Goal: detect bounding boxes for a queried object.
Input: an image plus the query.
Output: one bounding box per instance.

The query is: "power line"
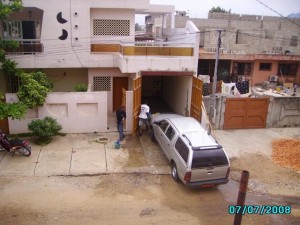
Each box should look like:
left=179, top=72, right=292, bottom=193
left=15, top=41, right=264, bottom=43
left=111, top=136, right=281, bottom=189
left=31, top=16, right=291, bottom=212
left=255, top=0, right=300, bottom=28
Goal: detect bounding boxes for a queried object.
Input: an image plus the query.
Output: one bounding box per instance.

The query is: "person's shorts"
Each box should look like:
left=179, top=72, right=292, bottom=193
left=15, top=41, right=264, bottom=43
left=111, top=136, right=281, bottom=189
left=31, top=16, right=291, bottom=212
left=139, top=118, right=148, bottom=126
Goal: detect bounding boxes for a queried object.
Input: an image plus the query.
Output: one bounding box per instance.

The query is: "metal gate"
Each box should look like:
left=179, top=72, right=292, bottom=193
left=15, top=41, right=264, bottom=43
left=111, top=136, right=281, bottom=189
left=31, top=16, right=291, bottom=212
left=190, top=77, right=203, bottom=121
left=132, top=77, right=142, bottom=135
left=223, top=98, right=269, bottom=129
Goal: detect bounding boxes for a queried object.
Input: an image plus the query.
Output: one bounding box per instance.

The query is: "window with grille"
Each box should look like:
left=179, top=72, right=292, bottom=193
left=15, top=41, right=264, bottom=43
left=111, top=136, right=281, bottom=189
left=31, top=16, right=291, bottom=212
left=278, top=63, right=298, bottom=76
left=290, top=36, right=298, bottom=47
left=8, top=74, right=20, bottom=93
left=93, top=19, right=130, bottom=36
left=93, top=76, right=111, bottom=91
left=259, top=63, right=272, bottom=71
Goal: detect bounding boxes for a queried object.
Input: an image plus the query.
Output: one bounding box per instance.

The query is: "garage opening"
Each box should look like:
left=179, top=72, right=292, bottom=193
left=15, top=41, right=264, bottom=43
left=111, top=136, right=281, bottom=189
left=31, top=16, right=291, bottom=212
left=140, top=71, right=194, bottom=116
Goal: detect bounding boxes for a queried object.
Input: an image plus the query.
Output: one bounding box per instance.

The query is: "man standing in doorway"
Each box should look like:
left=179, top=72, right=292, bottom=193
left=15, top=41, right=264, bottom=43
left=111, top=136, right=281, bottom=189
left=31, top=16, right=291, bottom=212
left=138, top=100, right=150, bottom=136
left=116, top=106, right=126, bottom=141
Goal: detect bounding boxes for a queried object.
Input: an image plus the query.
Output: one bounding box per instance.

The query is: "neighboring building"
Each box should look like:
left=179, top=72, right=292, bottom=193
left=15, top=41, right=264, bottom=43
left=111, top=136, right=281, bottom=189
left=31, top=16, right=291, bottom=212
left=0, top=0, right=201, bottom=134
left=150, top=12, right=300, bottom=86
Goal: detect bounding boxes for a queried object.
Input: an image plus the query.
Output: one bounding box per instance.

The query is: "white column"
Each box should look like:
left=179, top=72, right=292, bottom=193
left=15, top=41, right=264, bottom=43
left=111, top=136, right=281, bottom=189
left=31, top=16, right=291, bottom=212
left=171, top=12, right=175, bottom=28
left=162, top=14, right=167, bottom=28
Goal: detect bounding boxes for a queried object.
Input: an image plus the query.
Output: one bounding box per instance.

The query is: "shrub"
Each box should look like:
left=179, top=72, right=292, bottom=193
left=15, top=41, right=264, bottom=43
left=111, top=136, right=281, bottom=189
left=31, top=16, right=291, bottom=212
left=74, top=83, right=87, bottom=92
left=28, top=117, right=62, bottom=144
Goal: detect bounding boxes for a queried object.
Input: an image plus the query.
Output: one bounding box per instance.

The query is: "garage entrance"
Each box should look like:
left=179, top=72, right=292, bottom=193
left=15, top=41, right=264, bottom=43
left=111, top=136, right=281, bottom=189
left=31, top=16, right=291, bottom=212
left=140, top=72, right=193, bottom=115
left=131, top=72, right=203, bottom=134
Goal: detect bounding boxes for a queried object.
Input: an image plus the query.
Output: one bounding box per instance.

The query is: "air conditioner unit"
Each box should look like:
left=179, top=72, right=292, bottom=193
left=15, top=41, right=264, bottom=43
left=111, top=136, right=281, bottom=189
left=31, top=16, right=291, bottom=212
left=238, top=76, right=245, bottom=82
left=269, top=75, right=278, bottom=82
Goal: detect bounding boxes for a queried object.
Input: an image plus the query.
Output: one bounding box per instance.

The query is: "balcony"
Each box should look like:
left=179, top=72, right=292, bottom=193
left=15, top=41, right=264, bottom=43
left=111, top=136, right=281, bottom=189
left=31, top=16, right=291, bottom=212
left=91, top=41, right=194, bottom=57
left=5, top=39, right=43, bottom=54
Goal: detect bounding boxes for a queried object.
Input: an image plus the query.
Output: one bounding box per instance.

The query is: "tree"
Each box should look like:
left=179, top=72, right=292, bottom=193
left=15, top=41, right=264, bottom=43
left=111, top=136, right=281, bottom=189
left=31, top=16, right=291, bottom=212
left=209, top=6, right=231, bottom=14
left=17, top=71, right=53, bottom=109
left=0, top=0, right=24, bottom=119
left=0, top=1, right=53, bottom=119
left=135, top=23, right=142, bottom=31
left=0, top=92, right=26, bottom=120
left=0, top=0, right=22, bottom=20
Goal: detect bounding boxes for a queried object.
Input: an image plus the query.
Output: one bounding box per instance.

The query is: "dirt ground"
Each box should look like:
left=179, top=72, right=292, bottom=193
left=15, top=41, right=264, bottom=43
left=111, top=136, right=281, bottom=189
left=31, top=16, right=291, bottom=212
left=0, top=134, right=299, bottom=224
left=0, top=162, right=299, bottom=225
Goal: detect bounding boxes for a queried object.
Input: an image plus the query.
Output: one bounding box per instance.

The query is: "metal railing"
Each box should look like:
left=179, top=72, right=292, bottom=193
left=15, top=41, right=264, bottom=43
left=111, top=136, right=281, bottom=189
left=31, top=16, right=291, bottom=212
left=5, top=39, right=44, bottom=54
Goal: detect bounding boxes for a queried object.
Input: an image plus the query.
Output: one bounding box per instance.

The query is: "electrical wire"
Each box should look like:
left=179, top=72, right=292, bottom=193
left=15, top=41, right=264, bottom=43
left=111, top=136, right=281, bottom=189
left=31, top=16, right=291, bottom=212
left=255, top=0, right=300, bottom=28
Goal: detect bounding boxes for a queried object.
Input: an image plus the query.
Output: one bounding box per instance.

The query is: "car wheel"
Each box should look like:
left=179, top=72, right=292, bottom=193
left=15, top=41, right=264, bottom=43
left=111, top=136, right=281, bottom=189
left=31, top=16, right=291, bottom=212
left=171, top=162, right=179, bottom=182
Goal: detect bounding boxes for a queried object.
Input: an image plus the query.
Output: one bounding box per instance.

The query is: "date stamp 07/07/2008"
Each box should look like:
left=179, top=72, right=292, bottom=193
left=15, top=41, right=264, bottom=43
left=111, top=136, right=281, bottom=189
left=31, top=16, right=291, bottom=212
left=228, top=205, right=292, bottom=215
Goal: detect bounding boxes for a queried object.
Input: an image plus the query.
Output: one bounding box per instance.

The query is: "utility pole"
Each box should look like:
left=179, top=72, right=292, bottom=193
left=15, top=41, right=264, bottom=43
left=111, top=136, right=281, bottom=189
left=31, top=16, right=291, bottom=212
left=209, top=29, right=223, bottom=126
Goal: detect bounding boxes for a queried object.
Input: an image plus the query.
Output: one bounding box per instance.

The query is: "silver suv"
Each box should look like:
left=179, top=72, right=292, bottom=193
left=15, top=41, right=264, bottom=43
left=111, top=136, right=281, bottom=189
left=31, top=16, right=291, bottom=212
left=150, top=114, right=230, bottom=188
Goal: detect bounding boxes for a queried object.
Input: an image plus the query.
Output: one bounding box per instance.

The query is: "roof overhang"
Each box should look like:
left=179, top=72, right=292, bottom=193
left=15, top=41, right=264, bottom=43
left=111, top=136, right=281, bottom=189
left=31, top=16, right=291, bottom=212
left=141, top=71, right=193, bottom=76
left=135, top=4, right=175, bottom=15
left=199, top=53, right=300, bottom=61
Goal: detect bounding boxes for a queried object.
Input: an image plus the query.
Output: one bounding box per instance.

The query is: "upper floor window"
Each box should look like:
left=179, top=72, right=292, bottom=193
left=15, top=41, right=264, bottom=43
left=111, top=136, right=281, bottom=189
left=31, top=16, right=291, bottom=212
left=278, top=63, right=298, bottom=76
left=290, top=36, right=298, bottom=47
left=3, top=20, right=40, bottom=40
left=93, top=19, right=130, bottom=36
left=259, top=63, right=272, bottom=71
left=232, top=62, right=252, bottom=75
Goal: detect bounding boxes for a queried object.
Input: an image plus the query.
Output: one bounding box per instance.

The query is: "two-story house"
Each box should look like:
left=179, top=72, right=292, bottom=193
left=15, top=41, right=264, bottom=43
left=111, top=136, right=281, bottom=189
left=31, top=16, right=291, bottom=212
left=0, top=0, right=202, bottom=134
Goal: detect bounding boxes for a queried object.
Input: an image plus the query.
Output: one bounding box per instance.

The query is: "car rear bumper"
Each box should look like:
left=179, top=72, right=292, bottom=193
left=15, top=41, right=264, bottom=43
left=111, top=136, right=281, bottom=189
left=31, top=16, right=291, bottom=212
left=185, top=178, right=229, bottom=187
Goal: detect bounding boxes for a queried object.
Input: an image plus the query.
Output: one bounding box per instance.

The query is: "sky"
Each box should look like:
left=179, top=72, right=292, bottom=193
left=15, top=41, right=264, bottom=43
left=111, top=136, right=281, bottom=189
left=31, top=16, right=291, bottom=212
left=136, top=0, right=300, bottom=24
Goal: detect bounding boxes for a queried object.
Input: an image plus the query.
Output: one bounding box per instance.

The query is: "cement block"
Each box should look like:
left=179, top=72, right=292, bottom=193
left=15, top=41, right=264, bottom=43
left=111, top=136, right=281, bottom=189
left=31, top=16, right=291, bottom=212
left=34, top=150, right=71, bottom=176
left=70, top=148, right=107, bottom=175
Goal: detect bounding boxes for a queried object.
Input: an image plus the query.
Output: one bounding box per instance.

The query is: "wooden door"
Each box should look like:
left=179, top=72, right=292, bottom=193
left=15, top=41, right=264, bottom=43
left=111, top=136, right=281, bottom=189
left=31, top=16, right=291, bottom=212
left=133, top=76, right=142, bottom=134
left=190, top=77, right=203, bottom=121
left=113, top=77, right=128, bottom=112
left=223, top=98, right=269, bottom=129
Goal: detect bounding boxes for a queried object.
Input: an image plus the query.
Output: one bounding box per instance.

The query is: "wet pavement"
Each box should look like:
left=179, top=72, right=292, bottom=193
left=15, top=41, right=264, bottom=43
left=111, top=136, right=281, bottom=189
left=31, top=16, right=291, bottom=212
left=0, top=131, right=169, bottom=177
left=0, top=127, right=299, bottom=177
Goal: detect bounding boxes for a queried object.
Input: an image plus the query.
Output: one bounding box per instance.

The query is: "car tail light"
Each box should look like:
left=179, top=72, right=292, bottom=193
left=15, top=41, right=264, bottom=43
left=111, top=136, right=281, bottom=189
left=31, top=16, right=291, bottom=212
left=184, top=172, right=191, bottom=182
left=226, top=167, right=230, bottom=178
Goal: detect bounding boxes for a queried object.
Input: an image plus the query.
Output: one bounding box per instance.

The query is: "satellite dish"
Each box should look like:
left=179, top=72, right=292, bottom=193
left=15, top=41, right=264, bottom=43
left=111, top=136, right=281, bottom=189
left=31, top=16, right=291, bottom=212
left=57, top=12, right=67, bottom=24
left=58, top=29, right=68, bottom=40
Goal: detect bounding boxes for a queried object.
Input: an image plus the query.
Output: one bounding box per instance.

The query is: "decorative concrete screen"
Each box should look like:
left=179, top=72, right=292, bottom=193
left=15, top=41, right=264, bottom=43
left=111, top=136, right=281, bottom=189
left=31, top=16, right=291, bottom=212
left=93, top=19, right=130, bottom=36
left=6, top=92, right=107, bottom=134
left=93, top=76, right=111, bottom=91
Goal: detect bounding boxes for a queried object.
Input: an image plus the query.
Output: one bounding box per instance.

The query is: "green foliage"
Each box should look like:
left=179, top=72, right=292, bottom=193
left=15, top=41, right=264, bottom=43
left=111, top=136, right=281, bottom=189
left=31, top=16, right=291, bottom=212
left=0, top=92, right=26, bottom=119
left=0, top=0, right=23, bottom=20
left=1, top=58, right=19, bottom=74
left=17, top=71, right=53, bottom=108
left=209, top=6, right=231, bottom=14
left=0, top=39, right=19, bottom=53
left=135, top=23, right=142, bottom=31
left=0, top=0, right=26, bottom=120
left=74, top=83, right=87, bottom=92
left=28, top=117, right=62, bottom=143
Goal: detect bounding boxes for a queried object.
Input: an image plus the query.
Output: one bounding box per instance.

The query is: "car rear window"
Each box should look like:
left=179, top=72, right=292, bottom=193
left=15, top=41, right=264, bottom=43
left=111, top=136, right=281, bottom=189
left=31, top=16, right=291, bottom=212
left=175, top=137, right=189, bottom=163
left=191, top=148, right=228, bottom=169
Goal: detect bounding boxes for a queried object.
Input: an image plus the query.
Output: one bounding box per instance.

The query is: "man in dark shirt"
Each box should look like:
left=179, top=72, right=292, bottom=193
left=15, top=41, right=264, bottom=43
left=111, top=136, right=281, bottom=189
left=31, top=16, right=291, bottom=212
left=116, top=106, right=126, bottom=141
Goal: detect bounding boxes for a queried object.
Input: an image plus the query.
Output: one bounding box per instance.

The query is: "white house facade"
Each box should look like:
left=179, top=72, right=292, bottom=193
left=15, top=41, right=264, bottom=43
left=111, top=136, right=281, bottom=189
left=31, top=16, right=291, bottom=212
left=0, top=0, right=201, bottom=134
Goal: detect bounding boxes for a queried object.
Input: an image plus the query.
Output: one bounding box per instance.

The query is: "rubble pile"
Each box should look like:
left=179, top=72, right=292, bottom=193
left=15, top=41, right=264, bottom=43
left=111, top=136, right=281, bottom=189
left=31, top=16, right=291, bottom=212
left=272, top=139, right=300, bottom=171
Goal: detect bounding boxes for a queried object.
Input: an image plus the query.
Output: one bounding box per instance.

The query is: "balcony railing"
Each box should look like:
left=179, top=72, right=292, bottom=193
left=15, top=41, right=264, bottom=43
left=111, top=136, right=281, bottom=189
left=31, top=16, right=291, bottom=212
left=4, top=39, right=43, bottom=54
left=91, top=41, right=194, bottom=57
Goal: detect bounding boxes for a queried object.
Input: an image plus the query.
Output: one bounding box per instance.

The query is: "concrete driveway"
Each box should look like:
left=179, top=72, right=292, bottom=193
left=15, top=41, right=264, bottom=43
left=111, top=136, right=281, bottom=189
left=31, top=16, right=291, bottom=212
left=0, top=132, right=169, bottom=177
